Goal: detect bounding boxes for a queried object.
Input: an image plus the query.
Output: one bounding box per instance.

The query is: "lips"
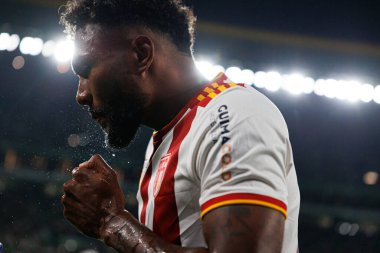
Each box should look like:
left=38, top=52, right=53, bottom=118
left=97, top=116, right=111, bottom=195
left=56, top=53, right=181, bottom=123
left=90, top=113, right=108, bottom=131
left=89, top=108, right=110, bottom=131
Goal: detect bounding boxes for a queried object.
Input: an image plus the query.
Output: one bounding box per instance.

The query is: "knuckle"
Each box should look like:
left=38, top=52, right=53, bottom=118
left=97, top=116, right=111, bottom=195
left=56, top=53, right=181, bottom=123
left=91, top=154, right=101, bottom=161
left=71, top=167, right=79, bottom=175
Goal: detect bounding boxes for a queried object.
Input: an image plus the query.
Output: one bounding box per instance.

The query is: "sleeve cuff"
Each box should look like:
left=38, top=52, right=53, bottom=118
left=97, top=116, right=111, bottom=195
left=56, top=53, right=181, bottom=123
left=200, top=193, right=287, bottom=219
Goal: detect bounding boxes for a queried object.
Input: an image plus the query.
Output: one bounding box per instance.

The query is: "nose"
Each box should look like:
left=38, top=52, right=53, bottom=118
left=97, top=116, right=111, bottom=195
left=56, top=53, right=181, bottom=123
left=76, top=77, right=92, bottom=106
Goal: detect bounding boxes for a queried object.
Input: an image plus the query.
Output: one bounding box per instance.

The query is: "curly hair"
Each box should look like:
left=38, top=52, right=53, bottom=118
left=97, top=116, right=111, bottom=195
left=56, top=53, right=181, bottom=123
left=59, top=0, right=196, bottom=54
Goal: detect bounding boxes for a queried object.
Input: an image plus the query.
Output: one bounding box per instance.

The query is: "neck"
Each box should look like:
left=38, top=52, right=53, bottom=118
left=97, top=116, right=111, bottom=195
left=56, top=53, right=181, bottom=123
left=142, top=55, right=207, bottom=130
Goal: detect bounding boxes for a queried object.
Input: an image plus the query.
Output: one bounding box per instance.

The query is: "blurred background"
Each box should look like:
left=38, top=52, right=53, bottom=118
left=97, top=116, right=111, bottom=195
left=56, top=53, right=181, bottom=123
left=0, top=0, right=379, bottom=252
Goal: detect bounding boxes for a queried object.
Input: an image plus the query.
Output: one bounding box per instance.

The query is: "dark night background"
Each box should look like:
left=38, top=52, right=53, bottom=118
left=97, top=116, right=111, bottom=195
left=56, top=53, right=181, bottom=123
left=0, top=0, right=380, bottom=252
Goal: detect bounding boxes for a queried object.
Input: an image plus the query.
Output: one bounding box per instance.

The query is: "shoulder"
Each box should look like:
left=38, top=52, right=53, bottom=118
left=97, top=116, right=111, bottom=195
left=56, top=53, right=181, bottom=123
left=198, top=85, right=288, bottom=136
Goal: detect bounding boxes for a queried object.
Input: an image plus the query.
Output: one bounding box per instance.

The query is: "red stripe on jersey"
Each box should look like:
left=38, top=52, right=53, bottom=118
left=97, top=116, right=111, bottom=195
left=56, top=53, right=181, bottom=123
left=152, top=107, right=198, bottom=245
left=139, top=140, right=161, bottom=225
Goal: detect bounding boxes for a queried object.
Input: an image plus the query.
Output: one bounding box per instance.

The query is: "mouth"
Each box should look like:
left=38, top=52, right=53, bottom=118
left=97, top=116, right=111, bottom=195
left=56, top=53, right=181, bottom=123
left=89, top=108, right=109, bottom=131
left=95, top=116, right=108, bottom=130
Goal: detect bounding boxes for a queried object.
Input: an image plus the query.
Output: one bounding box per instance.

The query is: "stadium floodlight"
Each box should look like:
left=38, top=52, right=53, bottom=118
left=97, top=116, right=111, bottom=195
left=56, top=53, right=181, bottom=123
left=359, top=84, right=374, bottom=103
left=264, top=71, right=282, bottom=92
left=42, top=40, right=56, bottom=57
left=0, top=33, right=10, bottom=50
left=30, top=38, right=43, bottom=56
left=211, top=65, right=225, bottom=78
left=373, top=86, right=380, bottom=104
left=282, top=74, right=308, bottom=95
left=7, top=34, right=20, bottom=52
left=195, top=60, right=218, bottom=81
left=323, top=79, right=339, bottom=99
left=20, top=37, right=44, bottom=56
left=225, top=66, right=242, bottom=83
left=314, top=79, right=327, bottom=96
left=19, top=37, right=33, bottom=54
left=240, top=69, right=255, bottom=85
left=252, top=71, right=267, bottom=88
left=4, top=38, right=380, bottom=105
left=345, top=81, right=361, bottom=103
left=54, top=39, right=75, bottom=63
left=302, top=77, right=315, bottom=94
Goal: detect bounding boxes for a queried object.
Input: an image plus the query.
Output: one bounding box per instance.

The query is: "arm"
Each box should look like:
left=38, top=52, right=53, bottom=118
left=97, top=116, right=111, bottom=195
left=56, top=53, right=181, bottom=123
left=100, top=210, right=207, bottom=253
left=203, top=205, right=284, bottom=253
left=102, top=205, right=284, bottom=253
left=62, top=155, right=284, bottom=253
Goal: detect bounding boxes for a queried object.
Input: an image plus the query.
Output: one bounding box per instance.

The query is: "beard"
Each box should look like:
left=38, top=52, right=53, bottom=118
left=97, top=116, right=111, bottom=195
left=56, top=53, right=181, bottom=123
left=91, top=88, right=146, bottom=149
left=105, top=103, right=142, bottom=149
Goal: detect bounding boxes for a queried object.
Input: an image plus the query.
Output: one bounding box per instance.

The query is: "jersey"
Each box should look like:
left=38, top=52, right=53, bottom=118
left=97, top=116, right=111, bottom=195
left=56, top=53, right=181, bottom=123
left=136, top=73, right=300, bottom=252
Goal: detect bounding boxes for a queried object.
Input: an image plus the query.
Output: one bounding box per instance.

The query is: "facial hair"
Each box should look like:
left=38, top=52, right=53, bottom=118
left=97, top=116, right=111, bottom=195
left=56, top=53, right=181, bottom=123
left=91, top=87, right=147, bottom=149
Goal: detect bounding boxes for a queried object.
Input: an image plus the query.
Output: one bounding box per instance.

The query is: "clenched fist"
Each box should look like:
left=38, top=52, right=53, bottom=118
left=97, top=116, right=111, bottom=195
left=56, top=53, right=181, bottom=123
left=61, top=154, right=126, bottom=239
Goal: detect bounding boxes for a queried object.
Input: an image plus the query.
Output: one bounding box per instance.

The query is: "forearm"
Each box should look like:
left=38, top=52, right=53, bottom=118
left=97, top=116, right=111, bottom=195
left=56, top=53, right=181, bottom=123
left=101, top=210, right=208, bottom=253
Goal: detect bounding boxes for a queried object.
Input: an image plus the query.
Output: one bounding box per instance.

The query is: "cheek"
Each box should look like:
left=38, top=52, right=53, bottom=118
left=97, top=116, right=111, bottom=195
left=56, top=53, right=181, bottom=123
left=89, top=69, right=121, bottom=105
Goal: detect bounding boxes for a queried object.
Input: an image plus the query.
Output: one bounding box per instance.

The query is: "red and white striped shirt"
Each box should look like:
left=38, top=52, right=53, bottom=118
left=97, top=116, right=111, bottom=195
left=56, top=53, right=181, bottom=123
left=136, top=73, right=300, bottom=252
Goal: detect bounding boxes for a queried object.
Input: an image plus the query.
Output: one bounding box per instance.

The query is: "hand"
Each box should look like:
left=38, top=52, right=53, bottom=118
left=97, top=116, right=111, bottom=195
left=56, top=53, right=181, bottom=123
left=61, top=154, right=126, bottom=239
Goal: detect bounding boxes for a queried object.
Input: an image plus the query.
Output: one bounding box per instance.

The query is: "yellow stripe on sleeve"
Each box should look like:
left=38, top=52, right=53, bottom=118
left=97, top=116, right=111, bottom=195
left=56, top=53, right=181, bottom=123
left=200, top=199, right=287, bottom=219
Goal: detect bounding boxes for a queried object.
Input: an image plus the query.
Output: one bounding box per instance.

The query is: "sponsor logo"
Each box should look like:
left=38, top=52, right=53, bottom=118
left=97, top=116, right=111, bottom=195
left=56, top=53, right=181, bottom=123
left=222, top=171, right=232, bottom=181
left=153, top=153, right=171, bottom=197
left=221, top=153, right=232, bottom=166
left=220, top=144, right=233, bottom=181
left=218, top=105, right=231, bottom=145
left=209, top=113, right=218, bottom=143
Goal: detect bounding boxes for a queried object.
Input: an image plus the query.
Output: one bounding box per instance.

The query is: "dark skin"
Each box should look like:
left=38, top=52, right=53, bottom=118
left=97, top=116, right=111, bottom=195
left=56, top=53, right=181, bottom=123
left=62, top=24, right=285, bottom=253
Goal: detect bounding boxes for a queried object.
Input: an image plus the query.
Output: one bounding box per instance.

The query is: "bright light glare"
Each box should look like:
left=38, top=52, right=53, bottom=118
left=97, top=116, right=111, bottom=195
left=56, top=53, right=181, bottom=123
left=314, top=79, right=363, bottom=102
left=253, top=71, right=266, bottom=88
left=7, top=34, right=20, bottom=51
left=211, top=65, right=225, bottom=77
left=225, top=66, right=242, bottom=83
left=42, top=40, right=56, bottom=57
left=359, top=84, right=374, bottom=103
left=282, top=74, right=308, bottom=95
left=20, top=37, right=43, bottom=56
left=324, top=79, right=339, bottom=99
left=373, top=86, right=380, bottom=104
left=195, top=60, right=213, bottom=80
left=54, top=39, right=75, bottom=63
left=264, top=71, right=282, bottom=92
left=303, top=77, right=315, bottom=94
left=0, top=33, right=10, bottom=50
left=335, top=81, right=347, bottom=100
left=254, top=71, right=282, bottom=91
left=240, top=69, right=255, bottom=85
left=314, top=79, right=327, bottom=96
left=345, top=81, right=362, bottom=102
left=3, top=33, right=380, bottom=106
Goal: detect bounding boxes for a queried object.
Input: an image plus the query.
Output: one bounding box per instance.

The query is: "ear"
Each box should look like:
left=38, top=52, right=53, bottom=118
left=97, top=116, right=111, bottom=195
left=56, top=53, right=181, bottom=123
left=132, top=35, right=154, bottom=74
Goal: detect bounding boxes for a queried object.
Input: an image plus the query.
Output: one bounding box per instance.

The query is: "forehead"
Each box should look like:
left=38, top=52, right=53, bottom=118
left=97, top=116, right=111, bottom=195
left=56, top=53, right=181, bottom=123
left=74, top=24, right=129, bottom=56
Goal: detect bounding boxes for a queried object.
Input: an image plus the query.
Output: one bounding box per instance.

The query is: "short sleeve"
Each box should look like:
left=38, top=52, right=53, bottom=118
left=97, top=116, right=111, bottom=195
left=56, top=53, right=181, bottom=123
left=196, top=87, right=290, bottom=219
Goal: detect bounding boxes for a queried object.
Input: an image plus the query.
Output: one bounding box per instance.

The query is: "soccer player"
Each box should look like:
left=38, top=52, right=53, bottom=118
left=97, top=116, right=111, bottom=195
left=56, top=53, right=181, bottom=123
left=60, top=1, right=300, bottom=252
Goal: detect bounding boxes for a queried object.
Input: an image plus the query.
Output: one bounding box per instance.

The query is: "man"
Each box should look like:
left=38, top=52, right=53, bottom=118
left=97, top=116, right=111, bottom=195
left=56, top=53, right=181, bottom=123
left=60, top=1, right=300, bottom=252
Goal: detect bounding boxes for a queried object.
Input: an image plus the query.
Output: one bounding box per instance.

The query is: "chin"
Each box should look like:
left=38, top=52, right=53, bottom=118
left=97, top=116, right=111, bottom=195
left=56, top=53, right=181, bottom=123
left=104, top=124, right=140, bottom=149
